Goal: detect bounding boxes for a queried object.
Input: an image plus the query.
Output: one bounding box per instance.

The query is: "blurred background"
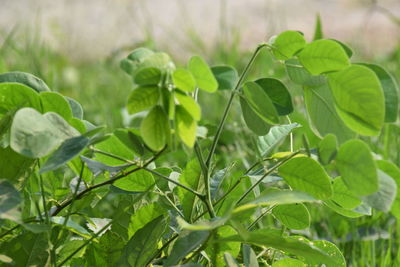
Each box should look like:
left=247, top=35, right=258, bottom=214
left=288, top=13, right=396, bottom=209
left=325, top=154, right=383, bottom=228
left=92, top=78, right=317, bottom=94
left=0, top=0, right=399, bottom=127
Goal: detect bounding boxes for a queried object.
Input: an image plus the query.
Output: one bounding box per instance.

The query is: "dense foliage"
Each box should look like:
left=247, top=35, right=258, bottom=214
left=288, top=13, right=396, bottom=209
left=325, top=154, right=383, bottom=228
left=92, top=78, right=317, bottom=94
left=0, top=25, right=399, bottom=267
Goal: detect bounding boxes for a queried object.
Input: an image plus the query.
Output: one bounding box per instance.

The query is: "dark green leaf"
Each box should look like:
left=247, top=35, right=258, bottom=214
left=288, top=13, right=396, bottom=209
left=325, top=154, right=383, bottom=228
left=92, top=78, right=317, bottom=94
left=0, top=71, right=50, bottom=92
left=240, top=97, right=271, bottom=136
left=255, top=78, right=293, bottom=115
left=211, top=65, right=238, bottom=90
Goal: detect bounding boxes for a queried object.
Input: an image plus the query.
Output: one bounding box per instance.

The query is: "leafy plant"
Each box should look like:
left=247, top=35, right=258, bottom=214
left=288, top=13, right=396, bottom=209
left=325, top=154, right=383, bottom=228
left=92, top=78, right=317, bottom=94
left=0, top=23, right=399, bottom=267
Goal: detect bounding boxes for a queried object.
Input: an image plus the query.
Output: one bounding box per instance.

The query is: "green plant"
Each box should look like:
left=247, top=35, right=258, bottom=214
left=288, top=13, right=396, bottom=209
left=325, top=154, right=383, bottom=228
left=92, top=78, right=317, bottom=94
left=0, top=25, right=399, bottom=266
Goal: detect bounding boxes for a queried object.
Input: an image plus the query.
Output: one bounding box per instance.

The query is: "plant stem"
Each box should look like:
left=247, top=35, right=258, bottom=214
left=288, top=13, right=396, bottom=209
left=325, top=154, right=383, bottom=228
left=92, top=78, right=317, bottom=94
left=37, top=161, right=50, bottom=224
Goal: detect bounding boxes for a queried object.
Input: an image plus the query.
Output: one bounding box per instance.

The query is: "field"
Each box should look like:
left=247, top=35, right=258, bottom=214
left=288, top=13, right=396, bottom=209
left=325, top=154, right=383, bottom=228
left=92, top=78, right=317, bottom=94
left=1, top=1, right=400, bottom=266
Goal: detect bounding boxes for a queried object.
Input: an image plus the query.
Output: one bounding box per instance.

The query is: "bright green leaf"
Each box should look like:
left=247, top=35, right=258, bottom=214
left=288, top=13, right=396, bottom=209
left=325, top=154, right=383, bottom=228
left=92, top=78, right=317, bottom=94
left=172, top=68, right=196, bottom=92
left=270, top=30, right=306, bottom=60
left=175, top=92, right=201, bottom=121
left=127, top=86, right=160, bottom=115
left=176, top=106, right=197, bottom=148
left=140, top=106, right=169, bottom=151
left=272, top=203, right=310, bottom=230
left=40, top=92, right=73, bottom=121
left=188, top=56, right=218, bottom=93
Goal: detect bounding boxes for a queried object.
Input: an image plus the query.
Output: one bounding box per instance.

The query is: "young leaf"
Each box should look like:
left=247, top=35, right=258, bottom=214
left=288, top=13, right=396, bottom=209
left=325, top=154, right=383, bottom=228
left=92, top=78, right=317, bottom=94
left=278, top=157, right=333, bottom=200
left=318, top=134, right=337, bottom=165
left=188, top=56, right=218, bottom=92
left=328, top=65, right=385, bottom=136
left=257, top=123, right=300, bottom=157
left=313, top=13, right=323, bottom=40
left=140, top=106, right=169, bottom=151
left=362, top=170, right=397, bottom=212
left=270, top=30, right=306, bottom=60
left=255, top=78, right=293, bottom=115
left=40, top=92, right=73, bottom=121
left=272, top=203, right=310, bottom=230
left=127, top=86, right=160, bottom=115
left=172, top=68, right=196, bottom=92
left=331, top=177, right=361, bottom=210
left=0, top=71, right=51, bottom=92
left=298, top=39, right=350, bottom=75
left=211, top=65, right=238, bottom=90
left=242, top=81, right=280, bottom=125
left=175, top=92, right=201, bottom=121
left=134, top=67, right=162, bottom=85
left=176, top=106, right=197, bottom=147
left=119, top=216, right=167, bottom=267
left=240, top=97, right=271, bottom=136
left=336, top=139, right=378, bottom=196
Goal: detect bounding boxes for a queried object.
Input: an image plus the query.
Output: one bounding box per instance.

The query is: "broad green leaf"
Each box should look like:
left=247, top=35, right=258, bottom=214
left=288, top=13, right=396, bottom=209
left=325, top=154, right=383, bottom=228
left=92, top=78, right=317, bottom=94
left=298, top=39, right=350, bottom=75
left=206, top=226, right=241, bottom=267
left=318, top=134, right=337, bottom=165
left=127, top=202, right=166, bottom=238
left=175, top=106, right=197, bottom=147
left=175, top=92, right=201, bottom=121
left=94, top=134, right=134, bottom=166
left=127, top=86, right=160, bottom=115
left=114, top=128, right=145, bottom=156
left=58, top=240, right=86, bottom=265
left=211, top=65, right=238, bottom=90
left=255, top=78, right=293, bottom=115
left=178, top=159, right=202, bottom=220
left=119, top=216, right=167, bottom=267
left=140, top=106, right=169, bottom=151
left=0, top=146, right=34, bottom=181
left=362, top=170, right=397, bottom=212
left=243, top=244, right=258, bottom=267
left=240, top=97, right=271, bottom=136
left=114, top=169, right=155, bottom=192
left=188, top=56, right=218, bottom=92
left=272, top=203, right=310, bottom=230
left=285, top=59, right=325, bottom=87
left=40, top=92, right=73, bottom=121
left=313, top=14, right=323, bottom=40
left=336, top=139, right=378, bottom=196
left=164, top=230, right=210, bottom=266
left=243, top=81, right=279, bottom=125
left=134, top=67, right=162, bottom=85
left=0, top=232, right=49, bottom=266
left=376, top=160, right=400, bottom=219
left=0, top=83, right=42, bottom=115
left=84, top=231, right=123, bottom=267
left=10, top=108, right=79, bottom=158
left=0, top=71, right=50, bottom=92
left=172, top=68, right=196, bottom=92
left=272, top=258, right=306, bottom=267
left=270, top=30, right=306, bottom=60
left=331, top=39, right=353, bottom=58
left=328, top=65, right=385, bottom=136
left=358, top=63, right=399, bottom=123
left=278, top=157, right=333, bottom=200
left=40, top=135, right=90, bottom=173
left=303, top=83, right=355, bottom=143
left=224, top=252, right=240, bottom=267
left=257, top=123, right=300, bottom=157
left=234, top=190, right=316, bottom=214
left=332, top=177, right=361, bottom=210
left=0, top=180, right=21, bottom=222
left=221, top=229, right=337, bottom=265
left=310, top=240, right=346, bottom=267
left=65, top=96, right=84, bottom=119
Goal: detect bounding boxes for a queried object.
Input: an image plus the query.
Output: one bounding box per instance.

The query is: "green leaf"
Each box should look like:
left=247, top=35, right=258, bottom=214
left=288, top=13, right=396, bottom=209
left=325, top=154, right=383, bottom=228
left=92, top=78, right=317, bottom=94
left=140, top=106, right=169, bottom=151
left=188, top=56, right=218, bottom=92
left=298, top=39, right=350, bottom=75
left=176, top=106, right=197, bottom=148
left=331, top=39, right=353, bottom=58
left=134, top=67, right=162, bottom=85
left=243, top=81, right=280, bottom=125
left=324, top=200, right=368, bottom=218
left=0, top=180, right=21, bottom=222
left=121, top=48, right=154, bottom=75
left=234, top=190, right=316, bottom=214
left=285, top=59, right=325, bottom=87
left=272, top=258, right=306, bottom=267
left=327, top=65, right=385, bottom=136
left=221, top=229, right=337, bottom=265
left=270, top=30, right=306, bottom=60
left=313, top=14, right=323, bottom=40
left=134, top=52, right=173, bottom=75
left=0, top=146, right=34, bottom=182
left=127, top=202, right=166, bottom=238
left=332, top=177, right=361, bottom=210
left=211, top=65, right=238, bottom=90
left=65, top=96, right=84, bottom=119
left=113, top=129, right=145, bottom=156
left=10, top=108, right=79, bottom=158
left=40, top=92, right=73, bottom=121
left=0, top=83, right=42, bottom=115
left=257, top=123, right=300, bottom=157
left=318, top=134, right=337, bottom=165
left=175, top=92, right=201, bottom=121
left=224, top=252, right=240, bottom=267
left=40, top=135, right=90, bottom=173
left=164, top=230, right=210, bottom=266
left=178, top=216, right=229, bottom=231
left=278, top=157, right=333, bottom=200
left=58, top=240, right=86, bottom=265
left=114, top=169, right=155, bottom=192
left=310, top=240, right=345, bottom=267
left=94, top=133, right=134, bottom=166
left=0, top=71, right=50, bottom=92
left=358, top=63, right=399, bottom=123
left=376, top=160, right=400, bottom=219
left=255, top=78, right=293, bottom=115
left=303, top=83, right=355, bottom=143
left=208, top=226, right=241, bottom=267
left=240, top=97, right=271, bottom=136
left=336, top=139, right=378, bottom=196
left=363, top=170, right=397, bottom=212
left=272, top=203, right=310, bottom=230
left=127, top=86, right=160, bottom=115
left=172, top=68, right=196, bottom=92
left=243, top=244, right=258, bottom=267
left=84, top=231, right=123, bottom=267
left=119, top=216, right=167, bottom=267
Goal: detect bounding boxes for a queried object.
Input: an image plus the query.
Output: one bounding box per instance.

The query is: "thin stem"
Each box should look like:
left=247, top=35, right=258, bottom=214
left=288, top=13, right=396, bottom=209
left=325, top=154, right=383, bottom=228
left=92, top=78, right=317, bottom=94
left=237, top=151, right=300, bottom=204
left=205, top=43, right=267, bottom=168
left=37, top=161, right=50, bottom=224
left=0, top=225, right=20, bottom=239
left=247, top=205, right=275, bottom=230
